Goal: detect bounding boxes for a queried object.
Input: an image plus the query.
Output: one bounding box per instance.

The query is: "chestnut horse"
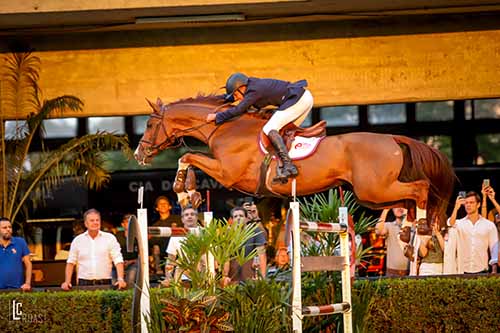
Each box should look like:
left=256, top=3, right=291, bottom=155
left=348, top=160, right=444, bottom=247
left=134, top=95, right=455, bottom=223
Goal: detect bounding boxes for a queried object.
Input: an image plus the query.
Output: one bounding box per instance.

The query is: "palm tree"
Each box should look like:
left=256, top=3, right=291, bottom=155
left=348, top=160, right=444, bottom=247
left=0, top=52, right=132, bottom=230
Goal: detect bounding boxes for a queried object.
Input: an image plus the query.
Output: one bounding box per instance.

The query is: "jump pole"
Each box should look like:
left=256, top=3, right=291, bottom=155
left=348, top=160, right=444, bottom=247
left=137, top=187, right=150, bottom=333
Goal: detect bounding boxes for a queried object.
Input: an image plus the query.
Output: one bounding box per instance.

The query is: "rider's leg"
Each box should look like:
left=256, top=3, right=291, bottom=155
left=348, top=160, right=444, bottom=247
left=267, top=129, right=298, bottom=178
left=262, top=89, right=314, bottom=178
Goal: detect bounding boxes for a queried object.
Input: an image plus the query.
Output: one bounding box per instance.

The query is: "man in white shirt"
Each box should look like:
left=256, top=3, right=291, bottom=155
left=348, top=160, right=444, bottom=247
left=448, top=191, right=498, bottom=274
left=61, top=209, right=126, bottom=290
left=164, top=206, right=201, bottom=285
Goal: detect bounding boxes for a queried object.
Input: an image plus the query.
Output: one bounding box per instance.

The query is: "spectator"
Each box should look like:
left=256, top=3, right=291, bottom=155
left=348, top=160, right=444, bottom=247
left=0, top=217, right=32, bottom=291
left=61, top=209, right=126, bottom=290
left=418, top=218, right=444, bottom=275
left=113, top=214, right=138, bottom=287
left=481, top=184, right=500, bottom=223
left=163, top=205, right=203, bottom=286
left=223, top=207, right=267, bottom=284
left=150, top=196, right=181, bottom=275
left=448, top=191, right=498, bottom=274
left=268, top=247, right=290, bottom=276
left=240, top=197, right=268, bottom=240
left=375, top=208, right=410, bottom=276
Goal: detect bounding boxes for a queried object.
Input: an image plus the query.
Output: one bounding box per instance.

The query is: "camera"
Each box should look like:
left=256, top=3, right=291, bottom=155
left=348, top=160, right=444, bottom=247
left=458, top=191, right=466, bottom=199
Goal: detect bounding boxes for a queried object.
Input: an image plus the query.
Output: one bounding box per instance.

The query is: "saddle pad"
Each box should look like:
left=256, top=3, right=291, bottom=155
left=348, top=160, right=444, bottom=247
left=259, top=135, right=324, bottom=160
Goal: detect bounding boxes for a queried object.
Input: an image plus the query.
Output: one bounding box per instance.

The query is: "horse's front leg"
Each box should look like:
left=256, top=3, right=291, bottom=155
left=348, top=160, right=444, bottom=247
left=173, top=153, right=225, bottom=207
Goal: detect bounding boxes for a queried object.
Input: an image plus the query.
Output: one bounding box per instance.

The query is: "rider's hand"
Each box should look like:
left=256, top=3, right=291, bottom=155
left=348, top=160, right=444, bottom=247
left=206, top=113, right=216, bottom=123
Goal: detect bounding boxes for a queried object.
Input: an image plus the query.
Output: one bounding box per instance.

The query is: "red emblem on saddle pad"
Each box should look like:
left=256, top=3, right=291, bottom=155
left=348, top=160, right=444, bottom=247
left=260, top=135, right=324, bottom=160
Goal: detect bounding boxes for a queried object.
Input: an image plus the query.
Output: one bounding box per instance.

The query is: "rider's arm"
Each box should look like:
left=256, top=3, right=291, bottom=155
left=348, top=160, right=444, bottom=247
left=215, top=90, right=259, bottom=124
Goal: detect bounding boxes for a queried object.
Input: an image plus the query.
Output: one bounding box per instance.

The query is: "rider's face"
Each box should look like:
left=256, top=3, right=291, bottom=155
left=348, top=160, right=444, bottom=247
left=233, top=86, right=246, bottom=102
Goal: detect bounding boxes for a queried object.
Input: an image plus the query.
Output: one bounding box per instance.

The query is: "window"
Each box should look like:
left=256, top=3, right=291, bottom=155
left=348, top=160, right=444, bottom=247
left=368, top=104, right=406, bottom=124
left=465, top=100, right=473, bottom=120
left=416, top=101, right=453, bottom=121
left=133, top=116, right=149, bottom=135
left=476, top=133, right=500, bottom=164
left=4, top=120, right=28, bottom=139
left=87, top=117, right=125, bottom=134
left=300, top=112, right=312, bottom=127
left=42, top=118, right=78, bottom=138
left=320, top=106, right=358, bottom=126
left=473, top=99, right=500, bottom=119
left=419, top=135, right=452, bottom=161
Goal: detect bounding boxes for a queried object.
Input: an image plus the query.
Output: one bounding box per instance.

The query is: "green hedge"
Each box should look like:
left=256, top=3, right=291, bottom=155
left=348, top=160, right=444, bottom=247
left=1, top=277, right=499, bottom=332
left=0, top=289, right=133, bottom=333
left=361, top=276, right=500, bottom=333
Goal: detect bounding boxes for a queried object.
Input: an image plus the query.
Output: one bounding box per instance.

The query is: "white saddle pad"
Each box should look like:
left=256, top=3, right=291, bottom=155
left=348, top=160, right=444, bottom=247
left=259, top=136, right=324, bottom=160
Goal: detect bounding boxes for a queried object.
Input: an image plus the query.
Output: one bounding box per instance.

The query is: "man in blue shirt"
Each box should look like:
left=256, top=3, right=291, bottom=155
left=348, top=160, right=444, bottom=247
left=0, top=217, right=32, bottom=290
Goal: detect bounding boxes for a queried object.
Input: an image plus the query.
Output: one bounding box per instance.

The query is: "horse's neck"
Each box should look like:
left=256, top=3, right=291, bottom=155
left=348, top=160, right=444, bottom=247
left=171, top=108, right=214, bottom=143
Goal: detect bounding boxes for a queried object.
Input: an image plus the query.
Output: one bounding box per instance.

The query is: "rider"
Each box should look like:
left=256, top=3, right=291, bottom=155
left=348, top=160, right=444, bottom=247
left=206, top=73, right=314, bottom=181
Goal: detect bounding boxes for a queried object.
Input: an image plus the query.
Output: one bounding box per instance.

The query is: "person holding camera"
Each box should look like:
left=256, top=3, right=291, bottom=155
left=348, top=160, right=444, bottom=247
left=418, top=218, right=444, bottom=275
left=376, top=208, right=410, bottom=276
left=448, top=191, right=498, bottom=274
left=481, top=181, right=500, bottom=223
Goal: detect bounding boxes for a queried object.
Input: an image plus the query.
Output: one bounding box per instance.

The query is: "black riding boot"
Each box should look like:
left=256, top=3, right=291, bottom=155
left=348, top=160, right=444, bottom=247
left=268, top=130, right=298, bottom=179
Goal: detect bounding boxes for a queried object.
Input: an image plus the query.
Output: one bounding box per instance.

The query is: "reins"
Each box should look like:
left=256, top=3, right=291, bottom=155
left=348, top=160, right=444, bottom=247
left=140, top=101, right=231, bottom=155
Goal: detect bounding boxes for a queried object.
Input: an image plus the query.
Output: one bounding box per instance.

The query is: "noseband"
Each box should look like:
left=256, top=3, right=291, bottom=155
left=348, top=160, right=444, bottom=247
left=138, top=111, right=177, bottom=158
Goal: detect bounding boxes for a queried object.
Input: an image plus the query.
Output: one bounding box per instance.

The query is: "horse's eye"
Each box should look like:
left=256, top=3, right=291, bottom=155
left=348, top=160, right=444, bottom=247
left=146, top=123, right=152, bottom=129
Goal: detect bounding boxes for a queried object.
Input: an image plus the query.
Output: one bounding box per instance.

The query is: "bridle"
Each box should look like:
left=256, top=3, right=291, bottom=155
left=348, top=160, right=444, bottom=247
left=138, top=102, right=229, bottom=160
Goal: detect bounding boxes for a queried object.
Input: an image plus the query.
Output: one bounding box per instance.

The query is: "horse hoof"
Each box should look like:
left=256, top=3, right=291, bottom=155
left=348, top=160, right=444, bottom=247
left=272, top=176, right=289, bottom=184
left=190, top=191, right=203, bottom=209
left=173, top=181, right=185, bottom=193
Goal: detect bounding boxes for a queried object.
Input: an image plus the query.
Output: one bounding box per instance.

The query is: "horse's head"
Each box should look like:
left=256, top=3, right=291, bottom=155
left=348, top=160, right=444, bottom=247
left=134, top=98, right=176, bottom=165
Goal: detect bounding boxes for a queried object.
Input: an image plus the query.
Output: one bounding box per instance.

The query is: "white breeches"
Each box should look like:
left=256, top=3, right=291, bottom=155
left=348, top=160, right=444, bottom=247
left=262, top=89, right=314, bottom=135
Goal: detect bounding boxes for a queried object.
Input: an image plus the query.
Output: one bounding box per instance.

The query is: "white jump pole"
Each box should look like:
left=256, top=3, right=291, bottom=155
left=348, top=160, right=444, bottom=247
left=137, top=187, right=150, bottom=333
left=290, top=179, right=302, bottom=332
left=203, top=211, right=215, bottom=276
left=338, top=206, right=353, bottom=333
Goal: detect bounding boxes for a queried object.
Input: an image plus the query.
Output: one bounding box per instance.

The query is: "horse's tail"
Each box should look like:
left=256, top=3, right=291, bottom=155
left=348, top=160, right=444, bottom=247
left=393, top=135, right=456, bottom=224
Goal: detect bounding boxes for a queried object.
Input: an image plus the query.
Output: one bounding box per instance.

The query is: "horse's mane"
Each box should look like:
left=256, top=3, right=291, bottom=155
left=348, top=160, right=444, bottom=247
left=169, top=94, right=226, bottom=108
left=166, top=93, right=274, bottom=120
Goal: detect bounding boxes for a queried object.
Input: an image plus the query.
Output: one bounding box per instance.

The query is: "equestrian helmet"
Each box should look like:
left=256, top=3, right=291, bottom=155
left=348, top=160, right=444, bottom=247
left=225, top=72, right=248, bottom=98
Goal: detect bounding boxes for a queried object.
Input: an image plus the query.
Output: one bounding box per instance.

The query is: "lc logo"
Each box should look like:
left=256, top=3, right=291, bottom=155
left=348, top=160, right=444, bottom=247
left=11, top=300, right=22, bottom=320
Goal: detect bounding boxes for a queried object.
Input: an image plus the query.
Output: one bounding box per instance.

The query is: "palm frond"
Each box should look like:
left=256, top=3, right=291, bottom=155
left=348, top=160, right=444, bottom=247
left=1, top=52, right=41, bottom=118
left=9, top=132, right=131, bottom=223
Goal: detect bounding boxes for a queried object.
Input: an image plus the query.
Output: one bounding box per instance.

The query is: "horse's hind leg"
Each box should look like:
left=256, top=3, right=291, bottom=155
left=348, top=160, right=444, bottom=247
left=356, top=179, right=430, bottom=212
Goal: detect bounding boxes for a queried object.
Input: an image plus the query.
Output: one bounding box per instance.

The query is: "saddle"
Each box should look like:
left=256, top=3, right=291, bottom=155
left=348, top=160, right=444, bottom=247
left=260, top=120, right=327, bottom=150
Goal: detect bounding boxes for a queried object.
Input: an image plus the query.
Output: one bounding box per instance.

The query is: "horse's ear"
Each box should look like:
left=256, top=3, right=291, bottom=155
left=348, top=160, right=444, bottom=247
left=156, top=97, right=163, bottom=107
left=146, top=98, right=161, bottom=114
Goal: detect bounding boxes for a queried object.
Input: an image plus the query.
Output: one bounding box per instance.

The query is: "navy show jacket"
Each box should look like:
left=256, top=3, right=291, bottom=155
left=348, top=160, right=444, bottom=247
left=215, top=77, right=308, bottom=124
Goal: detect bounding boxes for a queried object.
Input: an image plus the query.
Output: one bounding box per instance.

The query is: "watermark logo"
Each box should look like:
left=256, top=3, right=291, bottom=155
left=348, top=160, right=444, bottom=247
left=9, top=299, right=47, bottom=324
left=11, top=300, right=22, bottom=320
